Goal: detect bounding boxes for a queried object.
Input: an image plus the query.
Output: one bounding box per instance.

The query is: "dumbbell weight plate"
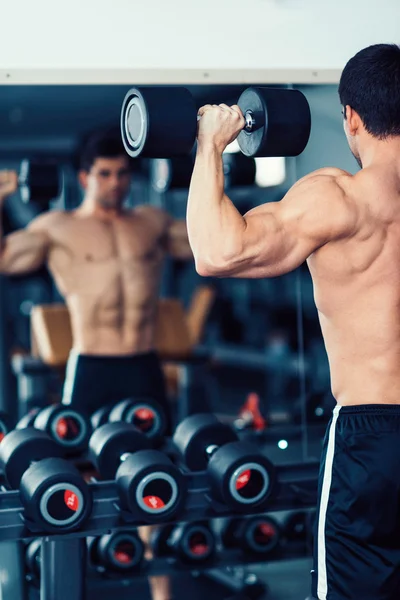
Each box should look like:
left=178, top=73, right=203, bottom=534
left=26, top=538, right=41, bottom=579
left=242, top=516, right=280, bottom=554
left=0, top=411, right=11, bottom=442
left=19, top=160, right=61, bottom=205
left=97, top=531, right=144, bottom=572
left=149, top=523, right=175, bottom=556
left=237, top=87, right=311, bottom=158
left=170, top=522, right=215, bottom=563
left=121, top=87, right=198, bottom=158
left=108, top=397, right=167, bottom=443
left=16, top=407, right=42, bottom=430
left=89, top=422, right=151, bottom=480
left=0, top=428, right=63, bottom=490
left=91, top=405, right=112, bottom=430
left=284, top=510, right=316, bottom=542
left=34, top=405, right=90, bottom=454
left=117, top=449, right=186, bottom=523
left=21, top=457, right=92, bottom=532
left=173, top=413, right=239, bottom=471
left=208, top=441, right=275, bottom=510
left=221, top=515, right=280, bottom=555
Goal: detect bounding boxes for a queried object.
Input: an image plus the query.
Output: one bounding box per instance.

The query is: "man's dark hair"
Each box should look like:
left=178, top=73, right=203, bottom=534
left=79, top=129, right=130, bottom=172
left=339, top=43, right=400, bottom=139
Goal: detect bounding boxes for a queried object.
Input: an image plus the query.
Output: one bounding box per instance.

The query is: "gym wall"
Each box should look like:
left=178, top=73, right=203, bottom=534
left=0, top=0, right=397, bottom=82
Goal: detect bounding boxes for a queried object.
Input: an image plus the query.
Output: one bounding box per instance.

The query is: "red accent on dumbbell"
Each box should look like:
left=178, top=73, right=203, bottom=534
left=114, top=543, right=134, bottom=564
left=143, top=495, right=165, bottom=510
left=64, top=490, right=79, bottom=512
left=134, top=409, right=155, bottom=432
left=0, top=432, right=5, bottom=443
left=189, top=535, right=209, bottom=556
left=256, top=522, right=277, bottom=542
left=235, top=469, right=251, bottom=490
left=56, top=417, right=79, bottom=440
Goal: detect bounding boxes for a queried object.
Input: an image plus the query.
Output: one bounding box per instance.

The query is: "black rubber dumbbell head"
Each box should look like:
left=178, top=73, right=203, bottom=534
left=16, top=407, right=42, bottom=430
left=0, top=429, right=92, bottom=532
left=173, top=413, right=274, bottom=509
left=108, top=397, right=167, bottom=444
left=91, top=405, right=112, bottom=430
left=284, top=510, right=316, bottom=542
left=20, top=457, right=92, bottom=532
left=169, top=521, right=215, bottom=563
left=89, top=422, right=151, bottom=480
left=34, top=405, right=91, bottom=454
left=117, top=449, right=185, bottom=522
left=222, top=516, right=280, bottom=555
left=173, top=413, right=239, bottom=471
left=208, top=440, right=274, bottom=510
left=89, top=422, right=186, bottom=522
left=26, top=538, right=41, bottom=579
left=236, top=87, right=311, bottom=158
left=0, top=410, right=11, bottom=442
left=0, top=428, right=63, bottom=490
left=90, top=531, right=144, bottom=572
left=121, top=86, right=198, bottom=158
left=149, top=524, right=175, bottom=556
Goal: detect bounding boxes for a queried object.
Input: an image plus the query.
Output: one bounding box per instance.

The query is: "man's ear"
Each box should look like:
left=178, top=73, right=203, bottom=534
left=345, top=105, right=362, bottom=136
left=78, top=170, right=88, bottom=190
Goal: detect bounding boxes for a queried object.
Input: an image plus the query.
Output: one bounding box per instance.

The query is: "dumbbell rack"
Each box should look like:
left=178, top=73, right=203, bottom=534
left=0, top=460, right=318, bottom=600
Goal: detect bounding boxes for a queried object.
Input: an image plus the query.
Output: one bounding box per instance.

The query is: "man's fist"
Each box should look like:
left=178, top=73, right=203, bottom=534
left=197, top=104, right=245, bottom=153
left=0, top=171, right=18, bottom=202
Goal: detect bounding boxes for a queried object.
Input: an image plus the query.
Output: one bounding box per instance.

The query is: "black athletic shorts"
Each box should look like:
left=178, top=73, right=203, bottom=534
left=61, top=350, right=169, bottom=422
left=312, top=404, right=400, bottom=600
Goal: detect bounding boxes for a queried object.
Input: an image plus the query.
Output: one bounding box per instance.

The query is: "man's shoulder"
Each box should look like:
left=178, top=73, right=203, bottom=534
left=300, top=167, right=352, bottom=186
left=28, top=210, right=69, bottom=232
left=132, top=204, right=171, bottom=226
left=293, top=168, right=354, bottom=201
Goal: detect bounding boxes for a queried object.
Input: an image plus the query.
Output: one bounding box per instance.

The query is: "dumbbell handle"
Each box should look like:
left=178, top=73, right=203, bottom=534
left=197, top=109, right=263, bottom=134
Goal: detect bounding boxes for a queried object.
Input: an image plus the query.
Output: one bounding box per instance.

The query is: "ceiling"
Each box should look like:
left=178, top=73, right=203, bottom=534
left=0, top=84, right=251, bottom=161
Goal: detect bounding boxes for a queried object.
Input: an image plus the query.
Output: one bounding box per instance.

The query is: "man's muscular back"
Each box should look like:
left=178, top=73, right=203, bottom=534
left=0, top=205, right=177, bottom=355
left=308, top=164, right=400, bottom=406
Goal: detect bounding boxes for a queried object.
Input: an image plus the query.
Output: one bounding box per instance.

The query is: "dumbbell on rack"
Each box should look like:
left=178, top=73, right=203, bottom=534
left=91, top=396, right=167, bottom=445
left=89, top=423, right=185, bottom=522
left=0, top=428, right=92, bottom=532
left=221, top=515, right=281, bottom=556
left=88, top=530, right=144, bottom=575
left=150, top=520, right=216, bottom=564
left=173, top=413, right=274, bottom=510
left=0, top=411, right=12, bottom=442
left=284, top=509, right=316, bottom=543
left=25, top=538, right=41, bottom=582
left=17, top=404, right=91, bottom=455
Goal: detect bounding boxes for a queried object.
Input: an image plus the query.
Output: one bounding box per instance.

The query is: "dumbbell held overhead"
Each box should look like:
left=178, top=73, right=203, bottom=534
left=0, top=161, right=61, bottom=206
left=120, top=86, right=311, bottom=159
left=89, top=422, right=186, bottom=522
left=173, top=413, right=275, bottom=510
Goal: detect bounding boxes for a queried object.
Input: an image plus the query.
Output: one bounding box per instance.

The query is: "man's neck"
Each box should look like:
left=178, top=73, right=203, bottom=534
left=360, top=136, right=400, bottom=170
left=78, top=197, right=123, bottom=219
